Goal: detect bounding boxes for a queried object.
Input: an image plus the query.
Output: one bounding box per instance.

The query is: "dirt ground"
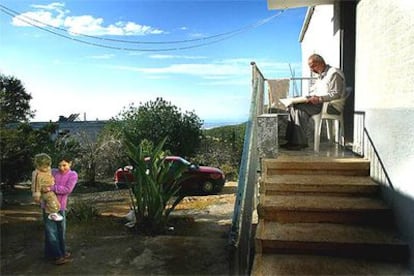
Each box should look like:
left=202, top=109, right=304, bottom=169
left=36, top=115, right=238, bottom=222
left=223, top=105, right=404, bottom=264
left=1, top=182, right=238, bottom=275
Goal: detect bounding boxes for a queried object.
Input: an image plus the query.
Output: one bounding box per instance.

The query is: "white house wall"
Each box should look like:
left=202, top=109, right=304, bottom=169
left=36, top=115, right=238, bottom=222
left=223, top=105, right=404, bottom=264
left=355, top=0, right=414, bottom=198
left=300, top=5, right=341, bottom=85
left=355, top=0, right=414, bottom=267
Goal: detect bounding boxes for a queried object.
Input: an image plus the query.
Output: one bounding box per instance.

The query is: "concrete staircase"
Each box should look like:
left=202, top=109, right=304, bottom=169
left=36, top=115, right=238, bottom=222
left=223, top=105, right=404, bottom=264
left=251, top=156, right=412, bottom=275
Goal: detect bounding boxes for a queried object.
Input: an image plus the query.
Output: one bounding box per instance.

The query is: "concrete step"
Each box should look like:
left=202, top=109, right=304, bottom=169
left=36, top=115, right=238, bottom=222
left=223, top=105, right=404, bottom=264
left=257, top=194, right=393, bottom=225
left=252, top=156, right=412, bottom=275
left=263, top=156, right=370, bottom=176
left=251, top=254, right=413, bottom=276
left=260, top=174, right=379, bottom=196
left=255, top=220, right=409, bottom=262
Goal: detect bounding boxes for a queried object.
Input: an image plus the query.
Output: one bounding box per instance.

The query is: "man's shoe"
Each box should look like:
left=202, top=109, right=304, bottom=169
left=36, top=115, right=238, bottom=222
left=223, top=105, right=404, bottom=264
left=285, top=144, right=308, bottom=151
left=280, top=143, right=292, bottom=149
left=280, top=142, right=308, bottom=148
left=285, top=144, right=302, bottom=150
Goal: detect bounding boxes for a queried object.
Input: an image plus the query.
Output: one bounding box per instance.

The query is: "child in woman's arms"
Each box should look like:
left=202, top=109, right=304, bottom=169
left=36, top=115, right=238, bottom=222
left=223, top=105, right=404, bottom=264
left=31, top=153, right=63, bottom=221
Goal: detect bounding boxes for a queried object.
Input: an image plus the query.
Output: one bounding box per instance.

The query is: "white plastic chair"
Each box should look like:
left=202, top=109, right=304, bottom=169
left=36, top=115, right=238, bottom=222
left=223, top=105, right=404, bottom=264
left=312, top=87, right=352, bottom=152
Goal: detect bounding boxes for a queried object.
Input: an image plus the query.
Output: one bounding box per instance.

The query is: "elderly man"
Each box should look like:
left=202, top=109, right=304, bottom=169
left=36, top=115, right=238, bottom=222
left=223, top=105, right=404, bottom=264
left=281, top=54, right=346, bottom=150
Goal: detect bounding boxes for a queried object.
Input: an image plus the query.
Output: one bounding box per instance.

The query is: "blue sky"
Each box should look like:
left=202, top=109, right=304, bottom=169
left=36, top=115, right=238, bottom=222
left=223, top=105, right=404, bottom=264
left=0, top=1, right=306, bottom=124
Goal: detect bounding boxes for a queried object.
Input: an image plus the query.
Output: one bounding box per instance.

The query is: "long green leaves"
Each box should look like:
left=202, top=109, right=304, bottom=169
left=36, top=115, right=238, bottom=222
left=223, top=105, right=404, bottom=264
left=123, top=133, right=186, bottom=235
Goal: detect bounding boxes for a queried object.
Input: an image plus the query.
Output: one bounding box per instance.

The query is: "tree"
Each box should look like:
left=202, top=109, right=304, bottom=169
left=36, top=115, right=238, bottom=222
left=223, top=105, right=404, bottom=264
left=112, top=97, right=203, bottom=158
left=0, top=123, right=58, bottom=186
left=0, top=74, right=35, bottom=125
left=0, top=75, right=87, bottom=187
left=94, top=130, right=127, bottom=180
left=0, top=74, right=44, bottom=186
left=73, top=130, right=126, bottom=185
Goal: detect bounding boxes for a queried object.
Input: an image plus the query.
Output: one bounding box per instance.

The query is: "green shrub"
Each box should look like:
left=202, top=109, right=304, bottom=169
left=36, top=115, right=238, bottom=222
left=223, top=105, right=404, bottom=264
left=194, top=123, right=245, bottom=182
left=220, top=163, right=238, bottom=181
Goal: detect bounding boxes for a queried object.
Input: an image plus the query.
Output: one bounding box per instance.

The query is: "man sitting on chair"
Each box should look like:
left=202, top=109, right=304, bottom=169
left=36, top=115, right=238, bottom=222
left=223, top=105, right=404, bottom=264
left=281, top=54, right=346, bottom=150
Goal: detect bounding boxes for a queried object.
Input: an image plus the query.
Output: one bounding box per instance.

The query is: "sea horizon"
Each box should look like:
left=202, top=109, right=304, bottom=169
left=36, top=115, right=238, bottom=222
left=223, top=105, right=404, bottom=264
left=202, top=120, right=245, bottom=129
left=28, top=117, right=245, bottom=130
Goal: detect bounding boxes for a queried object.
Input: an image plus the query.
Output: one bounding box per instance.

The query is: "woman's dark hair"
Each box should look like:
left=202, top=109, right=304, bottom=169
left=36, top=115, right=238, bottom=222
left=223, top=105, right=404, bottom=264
left=57, top=154, right=74, bottom=163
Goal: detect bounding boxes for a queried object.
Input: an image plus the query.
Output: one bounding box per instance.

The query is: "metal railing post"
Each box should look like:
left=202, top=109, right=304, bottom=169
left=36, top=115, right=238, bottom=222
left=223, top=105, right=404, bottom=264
left=229, top=62, right=262, bottom=275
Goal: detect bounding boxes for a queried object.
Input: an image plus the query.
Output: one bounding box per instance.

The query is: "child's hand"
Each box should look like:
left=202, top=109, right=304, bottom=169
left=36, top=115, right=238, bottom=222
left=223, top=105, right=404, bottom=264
left=41, top=186, right=50, bottom=193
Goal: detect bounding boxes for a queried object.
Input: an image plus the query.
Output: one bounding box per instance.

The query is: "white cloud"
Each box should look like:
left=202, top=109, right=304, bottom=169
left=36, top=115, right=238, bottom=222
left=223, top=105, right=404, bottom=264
left=31, top=2, right=66, bottom=11
left=113, top=62, right=247, bottom=80
left=200, top=78, right=249, bottom=86
left=109, top=58, right=298, bottom=82
left=149, top=54, right=207, bottom=60
left=11, top=2, right=165, bottom=36
left=258, top=60, right=302, bottom=78
left=12, top=10, right=65, bottom=28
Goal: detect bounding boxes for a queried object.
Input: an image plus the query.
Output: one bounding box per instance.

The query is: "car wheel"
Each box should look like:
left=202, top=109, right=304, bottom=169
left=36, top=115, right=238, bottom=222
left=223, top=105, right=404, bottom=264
left=201, top=181, right=215, bottom=194
left=214, top=184, right=224, bottom=193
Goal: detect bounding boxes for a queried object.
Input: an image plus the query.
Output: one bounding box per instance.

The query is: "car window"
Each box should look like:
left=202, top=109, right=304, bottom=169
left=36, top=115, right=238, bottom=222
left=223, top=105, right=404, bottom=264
left=170, top=159, right=188, bottom=171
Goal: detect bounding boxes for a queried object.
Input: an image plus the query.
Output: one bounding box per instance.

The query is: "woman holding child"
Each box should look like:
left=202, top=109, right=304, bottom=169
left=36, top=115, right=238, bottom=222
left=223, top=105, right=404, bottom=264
left=32, top=154, right=78, bottom=265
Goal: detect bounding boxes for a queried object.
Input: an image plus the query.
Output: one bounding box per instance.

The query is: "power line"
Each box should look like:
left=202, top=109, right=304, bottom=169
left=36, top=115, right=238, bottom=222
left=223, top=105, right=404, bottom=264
left=0, top=4, right=284, bottom=45
left=0, top=3, right=285, bottom=52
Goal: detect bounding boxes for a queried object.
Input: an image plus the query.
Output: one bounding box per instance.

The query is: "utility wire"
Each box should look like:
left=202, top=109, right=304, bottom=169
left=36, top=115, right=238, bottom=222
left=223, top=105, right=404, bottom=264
left=0, top=4, right=284, bottom=45
left=0, top=3, right=285, bottom=52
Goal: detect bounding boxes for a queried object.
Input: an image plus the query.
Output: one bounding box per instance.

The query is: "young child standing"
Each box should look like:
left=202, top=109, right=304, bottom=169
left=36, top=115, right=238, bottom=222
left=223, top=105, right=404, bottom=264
left=31, top=153, right=63, bottom=221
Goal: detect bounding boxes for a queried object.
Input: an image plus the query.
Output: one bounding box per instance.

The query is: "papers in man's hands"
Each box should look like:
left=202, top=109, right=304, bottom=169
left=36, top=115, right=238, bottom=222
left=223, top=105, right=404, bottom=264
left=279, top=96, right=309, bottom=108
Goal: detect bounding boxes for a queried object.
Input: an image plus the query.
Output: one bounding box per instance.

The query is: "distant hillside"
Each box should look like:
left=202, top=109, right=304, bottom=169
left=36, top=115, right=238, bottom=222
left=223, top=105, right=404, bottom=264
left=203, top=122, right=246, bottom=139
left=197, top=122, right=246, bottom=180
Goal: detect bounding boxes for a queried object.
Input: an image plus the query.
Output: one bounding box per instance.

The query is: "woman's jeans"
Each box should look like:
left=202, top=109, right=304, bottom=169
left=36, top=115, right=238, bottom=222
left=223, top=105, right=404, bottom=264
left=43, top=210, right=66, bottom=259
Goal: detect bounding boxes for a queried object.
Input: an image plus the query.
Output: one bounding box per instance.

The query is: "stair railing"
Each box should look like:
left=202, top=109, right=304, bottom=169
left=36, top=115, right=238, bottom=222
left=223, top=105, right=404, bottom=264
left=228, top=62, right=323, bottom=274
left=353, top=111, right=394, bottom=190
left=229, top=62, right=263, bottom=275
